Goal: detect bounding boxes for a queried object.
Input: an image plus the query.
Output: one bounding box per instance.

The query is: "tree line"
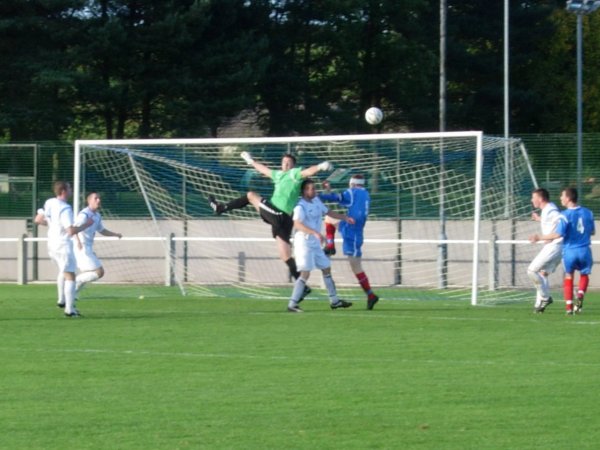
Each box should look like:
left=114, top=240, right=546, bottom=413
left=0, top=0, right=598, bottom=140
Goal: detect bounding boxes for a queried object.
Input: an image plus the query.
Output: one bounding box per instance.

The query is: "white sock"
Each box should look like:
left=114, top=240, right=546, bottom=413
left=289, top=278, right=306, bottom=306
left=57, top=272, right=65, bottom=305
left=64, top=279, right=75, bottom=313
left=322, top=273, right=339, bottom=303
left=527, top=270, right=545, bottom=300
left=76, top=271, right=100, bottom=292
left=540, top=275, right=550, bottom=300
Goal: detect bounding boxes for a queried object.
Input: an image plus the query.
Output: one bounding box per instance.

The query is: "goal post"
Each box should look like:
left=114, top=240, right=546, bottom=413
left=73, top=132, right=540, bottom=304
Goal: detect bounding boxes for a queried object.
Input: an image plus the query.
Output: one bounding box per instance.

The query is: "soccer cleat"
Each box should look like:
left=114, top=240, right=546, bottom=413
left=323, top=246, right=336, bottom=256
left=566, top=309, right=574, bottom=316
left=57, top=302, right=65, bottom=308
left=299, top=285, right=311, bottom=302
left=330, top=299, right=352, bottom=310
left=534, top=296, right=553, bottom=313
left=64, top=309, right=82, bottom=318
left=208, top=195, right=225, bottom=215
left=287, top=304, right=303, bottom=313
left=367, top=295, right=379, bottom=310
left=574, top=294, right=584, bottom=314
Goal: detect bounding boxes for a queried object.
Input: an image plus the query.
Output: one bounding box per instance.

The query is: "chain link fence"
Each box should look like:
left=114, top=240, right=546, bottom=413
left=1, top=134, right=599, bottom=219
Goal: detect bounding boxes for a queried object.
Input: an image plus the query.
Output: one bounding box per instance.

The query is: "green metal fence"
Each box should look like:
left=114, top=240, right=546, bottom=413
left=1, top=134, right=600, bottom=219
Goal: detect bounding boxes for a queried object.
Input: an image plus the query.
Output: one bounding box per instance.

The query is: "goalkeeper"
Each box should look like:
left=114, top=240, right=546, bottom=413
left=208, top=152, right=333, bottom=293
left=319, top=174, right=379, bottom=310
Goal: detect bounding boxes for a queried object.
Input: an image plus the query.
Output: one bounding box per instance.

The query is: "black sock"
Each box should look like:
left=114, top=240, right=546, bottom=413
left=224, top=195, right=250, bottom=212
left=285, top=257, right=300, bottom=280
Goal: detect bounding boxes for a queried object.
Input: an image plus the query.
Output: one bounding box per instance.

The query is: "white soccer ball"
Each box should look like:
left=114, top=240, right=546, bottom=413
left=138, top=295, right=145, bottom=300
left=365, top=107, right=383, bottom=125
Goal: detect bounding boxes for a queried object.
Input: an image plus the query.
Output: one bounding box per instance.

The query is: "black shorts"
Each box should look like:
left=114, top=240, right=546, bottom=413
left=258, top=199, right=294, bottom=244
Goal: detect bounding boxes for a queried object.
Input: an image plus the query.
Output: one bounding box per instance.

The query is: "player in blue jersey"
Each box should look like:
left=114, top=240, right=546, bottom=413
left=319, top=174, right=380, bottom=310
left=530, top=187, right=595, bottom=315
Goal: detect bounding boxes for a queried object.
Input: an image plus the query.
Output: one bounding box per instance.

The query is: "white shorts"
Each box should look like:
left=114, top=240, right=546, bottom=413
left=528, top=243, right=562, bottom=274
left=75, top=244, right=102, bottom=272
left=294, top=236, right=331, bottom=272
left=48, top=242, right=76, bottom=273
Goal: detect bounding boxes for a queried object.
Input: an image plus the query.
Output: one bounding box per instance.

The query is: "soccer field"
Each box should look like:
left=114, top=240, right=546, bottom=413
left=2, top=285, right=600, bottom=449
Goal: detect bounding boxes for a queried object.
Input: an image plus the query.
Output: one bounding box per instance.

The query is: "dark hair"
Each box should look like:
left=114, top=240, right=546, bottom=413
left=282, top=153, right=296, bottom=164
left=563, top=187, right=578, bottom=203
left=532, top=188, right=549, bottom=202
left=300, top=178, right=314, bottom=193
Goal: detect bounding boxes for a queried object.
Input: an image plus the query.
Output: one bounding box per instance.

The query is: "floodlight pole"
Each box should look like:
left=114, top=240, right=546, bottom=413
left=576, top=13, right=583, bottom=196
left=438, top=0, right=448, bottom=289
left=566, top=0, right=600, bottom=195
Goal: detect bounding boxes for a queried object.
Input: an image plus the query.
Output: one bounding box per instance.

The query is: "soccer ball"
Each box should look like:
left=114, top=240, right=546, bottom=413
left=365, top=107, right=383, bottom=125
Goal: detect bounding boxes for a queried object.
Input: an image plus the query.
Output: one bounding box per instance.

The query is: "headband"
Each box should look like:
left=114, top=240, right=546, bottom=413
left=349, top=177, right=365, bottom=186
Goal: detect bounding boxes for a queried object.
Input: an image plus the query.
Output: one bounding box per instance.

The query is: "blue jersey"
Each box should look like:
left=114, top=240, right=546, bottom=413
left=319, top=187, right=370, bottom=257
left=556, top=206, right=595, bottom=249
left=319, top=187, right=370, bottom=230
left=556, top=206, right=594, bottom=274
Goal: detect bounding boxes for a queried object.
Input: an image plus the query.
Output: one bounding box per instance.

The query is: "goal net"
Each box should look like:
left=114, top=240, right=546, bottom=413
left=74, top=132, right=543, bottom=305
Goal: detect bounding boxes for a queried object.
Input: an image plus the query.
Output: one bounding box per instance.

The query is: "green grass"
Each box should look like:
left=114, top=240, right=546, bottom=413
left=2, top=285, right=600, bottom=449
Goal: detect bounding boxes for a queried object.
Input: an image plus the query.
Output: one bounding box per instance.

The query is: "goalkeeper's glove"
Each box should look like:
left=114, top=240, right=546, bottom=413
left=318, top=161, right=333, bottom=172
left=240, top=151, right=254, bottom=165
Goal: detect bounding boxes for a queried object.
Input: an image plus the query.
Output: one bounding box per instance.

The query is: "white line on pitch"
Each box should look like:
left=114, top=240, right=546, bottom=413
left=5, top=347, right=599, bottom=368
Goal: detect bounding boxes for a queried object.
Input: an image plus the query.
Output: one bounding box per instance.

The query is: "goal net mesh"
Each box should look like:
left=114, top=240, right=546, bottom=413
left=75, top=133, right=543, bottom=304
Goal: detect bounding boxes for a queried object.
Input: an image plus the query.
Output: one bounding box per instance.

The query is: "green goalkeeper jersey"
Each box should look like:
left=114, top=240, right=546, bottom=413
left=270, top=167, right=303, bottom=214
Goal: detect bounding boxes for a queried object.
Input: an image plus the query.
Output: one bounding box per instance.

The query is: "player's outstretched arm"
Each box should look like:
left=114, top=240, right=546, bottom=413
left=326, top=210, right=355, bottom=224
left=529, top=231, right=561, bottom=243
left=301, top=161, right=333, bottom=178
left=241, top=152, right=271, bottom=178
left=100, top=229, right=122, bottom=239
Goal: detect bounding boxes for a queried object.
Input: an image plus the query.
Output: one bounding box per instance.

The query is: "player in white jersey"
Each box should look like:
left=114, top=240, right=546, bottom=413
left=34, top=181, right=92, bottom=317
left=73, top=192, right=122, bottom=295
left=528, top=188, right=563, bottom=313
left=287, top=179, right=355, bottom=312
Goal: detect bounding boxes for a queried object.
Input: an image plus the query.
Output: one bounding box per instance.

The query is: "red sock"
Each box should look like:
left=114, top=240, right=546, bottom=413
left=356, top=272, right=375, bottom=299
left=325, top=223, right=336, bottom=248
left=578, top=274, right=589, bottom=295
left=564, top=278, right=574, bottom=310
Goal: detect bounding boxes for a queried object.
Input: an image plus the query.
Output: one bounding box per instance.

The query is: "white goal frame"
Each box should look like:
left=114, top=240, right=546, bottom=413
left=74, top=131, right=485, bottom=305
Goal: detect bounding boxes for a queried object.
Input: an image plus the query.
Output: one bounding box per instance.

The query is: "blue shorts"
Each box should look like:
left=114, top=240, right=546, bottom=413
left=562, top=246, right=593, bottom=275
left=339, top=222, right=364, bottom=257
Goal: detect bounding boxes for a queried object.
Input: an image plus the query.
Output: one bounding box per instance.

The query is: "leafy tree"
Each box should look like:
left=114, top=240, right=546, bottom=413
left=0, top=0, right=84, bottom=140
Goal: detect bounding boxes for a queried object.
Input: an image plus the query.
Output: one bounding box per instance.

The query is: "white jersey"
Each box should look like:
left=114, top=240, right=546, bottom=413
left=540, top=202, right=562, bottom=245
left=43, top=197, right=74, bottom=250
left=74, top=206, right=104, bottom=247
left=292, top=197, right=328, bottom=248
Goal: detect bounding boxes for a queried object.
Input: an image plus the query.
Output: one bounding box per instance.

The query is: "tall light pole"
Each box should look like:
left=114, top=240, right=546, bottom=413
left=566, top=0, right=600, bottom=195
left=438, top=0, right=448, bottom=289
